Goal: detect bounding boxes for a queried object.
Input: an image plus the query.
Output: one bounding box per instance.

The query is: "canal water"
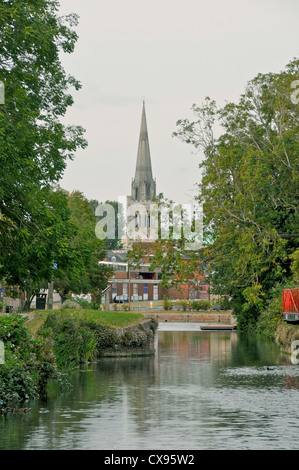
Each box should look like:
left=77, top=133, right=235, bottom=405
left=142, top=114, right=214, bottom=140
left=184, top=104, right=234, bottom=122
left=1, top=323, right=299, bottom=450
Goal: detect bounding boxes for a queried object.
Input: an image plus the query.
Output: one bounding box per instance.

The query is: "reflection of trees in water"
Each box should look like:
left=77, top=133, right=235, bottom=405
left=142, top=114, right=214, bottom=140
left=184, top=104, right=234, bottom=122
left=0, top=332, right=295, bottom=450
left=0, top=357, right=156, bottom=449
left=233, top=332, right=288, bottom=367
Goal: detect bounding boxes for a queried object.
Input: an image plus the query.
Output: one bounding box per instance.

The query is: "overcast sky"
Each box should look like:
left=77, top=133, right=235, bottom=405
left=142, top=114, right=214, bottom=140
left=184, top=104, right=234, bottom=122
left=57, top=0, right=299, bottom=205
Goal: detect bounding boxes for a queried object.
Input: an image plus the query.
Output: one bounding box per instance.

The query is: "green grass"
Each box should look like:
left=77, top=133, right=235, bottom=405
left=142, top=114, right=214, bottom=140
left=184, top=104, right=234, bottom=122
left=64, top=309, right=144, bottom=328
left=24, top=308, right=145, bottom=335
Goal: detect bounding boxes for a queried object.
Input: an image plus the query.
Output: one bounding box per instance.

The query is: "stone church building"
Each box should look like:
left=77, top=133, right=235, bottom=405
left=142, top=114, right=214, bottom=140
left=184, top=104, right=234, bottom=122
left=102, top=102, right=208, bottom=303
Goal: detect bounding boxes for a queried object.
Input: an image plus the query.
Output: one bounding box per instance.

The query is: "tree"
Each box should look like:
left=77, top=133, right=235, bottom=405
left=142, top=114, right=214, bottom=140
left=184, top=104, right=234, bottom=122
left=173, top=58, right=299, bottom=329
left=54, top=191, right=112, bottom=303
left=1, top=186, right=77, bottom=310
left=0, top=0, right=87, bottom=288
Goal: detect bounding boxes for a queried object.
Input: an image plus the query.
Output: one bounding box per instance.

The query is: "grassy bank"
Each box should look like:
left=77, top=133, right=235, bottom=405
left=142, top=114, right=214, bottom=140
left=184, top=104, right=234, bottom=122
left=0, top=309, right=156, bottom=409
left=24, top=309, right=145, bottom=336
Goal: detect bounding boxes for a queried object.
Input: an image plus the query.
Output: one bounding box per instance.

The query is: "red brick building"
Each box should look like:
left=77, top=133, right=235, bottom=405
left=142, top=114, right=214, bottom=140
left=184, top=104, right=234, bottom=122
left=100, top=249, right=208, bottom=303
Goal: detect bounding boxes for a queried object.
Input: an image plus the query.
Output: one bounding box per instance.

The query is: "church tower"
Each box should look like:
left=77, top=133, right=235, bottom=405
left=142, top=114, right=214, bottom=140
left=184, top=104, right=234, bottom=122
left=126, top=101, right=156, bottom=242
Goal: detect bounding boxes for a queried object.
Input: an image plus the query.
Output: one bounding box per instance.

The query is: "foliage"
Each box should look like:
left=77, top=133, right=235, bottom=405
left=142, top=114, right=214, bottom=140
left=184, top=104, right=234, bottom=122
left=290, top=248, right=299, bottom=282
left=1, top=187, right=78, bottom=310
left=89, top=302, right=101, bottom=310
left=0, top=0, right=87, bottom=302
left=163, top=296, right=174, bottom=310
left=80, top=320, right=122, bottom=353
left=191, top=300, right=210, bottom=310
left=177, top=300, right=188, bottom=311
left=0, top=315, right=58, bottom=406
left=38, top=310, right=151, bottom=360
left=0, top=310, right=155, bottom=405
left=54, top=191, right=112, bottom=304
left=121, top=327, right=149, bottom=349
left=256, top=292, right=283, bottom=338
left=71, top=297, right=100, bottom=310
left=256, top=280, right=298, bottom=338
left=171, top=58, right=299, bottom=329
left=71, top=296, right=90, bottom=308
left=39, top=312, right=97, bottom=368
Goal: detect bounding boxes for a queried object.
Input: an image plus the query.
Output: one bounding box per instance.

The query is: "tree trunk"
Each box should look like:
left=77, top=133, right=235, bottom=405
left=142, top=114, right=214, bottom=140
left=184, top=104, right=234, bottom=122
left=23, top=290, right=33, bottom=311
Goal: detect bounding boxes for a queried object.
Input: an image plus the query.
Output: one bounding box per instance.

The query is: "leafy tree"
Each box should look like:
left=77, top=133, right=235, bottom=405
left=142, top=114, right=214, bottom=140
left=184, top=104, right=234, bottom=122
left=290, top=248, right=299, bottom=282
left=173, top=58, right=299, bottom=329
left=54, top=191, right=112, bottom=303
left=0, top=0, right=87, bottom=289
left=0, top=187, right=77, bottom=310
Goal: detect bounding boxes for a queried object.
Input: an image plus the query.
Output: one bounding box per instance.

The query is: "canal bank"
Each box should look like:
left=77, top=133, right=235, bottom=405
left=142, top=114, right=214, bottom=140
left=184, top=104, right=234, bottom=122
left=274, top=322, right=299, bottom=354
left=28, top=310, right=159, bottom=359
left=0, top=310, right=158, bottom=409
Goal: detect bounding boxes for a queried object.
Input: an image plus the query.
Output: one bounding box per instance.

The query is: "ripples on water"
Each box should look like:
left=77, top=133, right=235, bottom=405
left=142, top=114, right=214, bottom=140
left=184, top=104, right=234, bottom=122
left=1, top=326, right=299, bottom=450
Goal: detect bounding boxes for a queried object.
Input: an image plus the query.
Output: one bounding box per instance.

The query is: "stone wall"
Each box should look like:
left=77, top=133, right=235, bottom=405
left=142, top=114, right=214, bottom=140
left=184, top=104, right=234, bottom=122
left=144, top=311, right=235, bottom=324
left=2, top=296, right=23, bottom=311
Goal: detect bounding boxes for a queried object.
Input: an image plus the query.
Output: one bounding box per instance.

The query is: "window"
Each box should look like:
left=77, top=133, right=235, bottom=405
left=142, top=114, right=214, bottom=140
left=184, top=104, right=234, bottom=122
left=143, top=283, right=148, bottom=300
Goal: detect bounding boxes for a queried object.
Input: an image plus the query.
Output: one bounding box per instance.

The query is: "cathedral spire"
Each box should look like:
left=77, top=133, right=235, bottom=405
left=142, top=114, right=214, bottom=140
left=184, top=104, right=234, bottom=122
left=134, top=101, right=153, bottom=182
left=131, top=101, right=156, bottom=202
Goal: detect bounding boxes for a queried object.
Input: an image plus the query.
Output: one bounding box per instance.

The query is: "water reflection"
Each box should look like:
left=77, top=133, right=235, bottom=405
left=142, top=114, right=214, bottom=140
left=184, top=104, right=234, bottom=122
left=1, top=328, right=299, bottom=450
